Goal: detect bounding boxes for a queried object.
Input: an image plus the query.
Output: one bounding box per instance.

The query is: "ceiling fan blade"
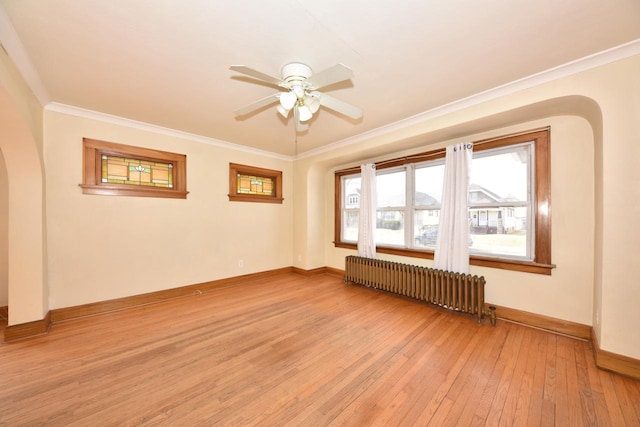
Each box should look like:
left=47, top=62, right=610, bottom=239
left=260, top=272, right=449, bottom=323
left=233, top=93, right=280, bottom=116
left=307, top=63, right=354, bottom=90
left=230, top=65, right=283, bottom=87
left=313, top=91, right=363, bottom=120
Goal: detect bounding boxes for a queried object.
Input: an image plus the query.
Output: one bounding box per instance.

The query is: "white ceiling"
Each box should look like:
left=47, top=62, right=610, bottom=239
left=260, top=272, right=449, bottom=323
left=1, top=0, right=639, bottom=157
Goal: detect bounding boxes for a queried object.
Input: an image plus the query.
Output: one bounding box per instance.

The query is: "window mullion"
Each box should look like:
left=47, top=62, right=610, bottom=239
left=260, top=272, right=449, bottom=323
left=406, top=164, right=415, bottom=248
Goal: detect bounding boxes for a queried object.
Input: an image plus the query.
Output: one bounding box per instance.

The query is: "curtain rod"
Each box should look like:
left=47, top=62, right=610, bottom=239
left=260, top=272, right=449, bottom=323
left=335, top=126, right=550, bottom=174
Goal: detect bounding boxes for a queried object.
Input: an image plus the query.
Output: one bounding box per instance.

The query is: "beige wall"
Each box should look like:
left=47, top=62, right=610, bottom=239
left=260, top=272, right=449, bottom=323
left=0, top=149, right=7, bottom=307
left=44, top=112, right=293, bottom=308
left=294, top=55, right=640, bottom=359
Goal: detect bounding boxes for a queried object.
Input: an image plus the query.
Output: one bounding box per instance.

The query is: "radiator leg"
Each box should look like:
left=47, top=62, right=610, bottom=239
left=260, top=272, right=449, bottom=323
left=484, top=305, right=497, bottom=326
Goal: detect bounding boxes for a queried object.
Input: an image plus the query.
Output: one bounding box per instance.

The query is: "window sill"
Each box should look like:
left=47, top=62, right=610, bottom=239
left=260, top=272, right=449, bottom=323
left=228, top=194, right=284, bottom=204
left=80, top=184, right=188, bottom=199
left=333, top=242, right=555, bottom=275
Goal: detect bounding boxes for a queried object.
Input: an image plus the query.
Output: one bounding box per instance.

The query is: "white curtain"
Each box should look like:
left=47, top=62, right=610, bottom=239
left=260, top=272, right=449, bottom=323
left=358, top=163, right=377, bottom=258
left=434, top=142, right=473, bottom=273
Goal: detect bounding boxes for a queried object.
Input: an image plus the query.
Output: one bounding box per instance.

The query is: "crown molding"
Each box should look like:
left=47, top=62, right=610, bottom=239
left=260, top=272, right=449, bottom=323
left=44, top=102, right=293, bottom=161
left=297, top=38, right=640, bottom=160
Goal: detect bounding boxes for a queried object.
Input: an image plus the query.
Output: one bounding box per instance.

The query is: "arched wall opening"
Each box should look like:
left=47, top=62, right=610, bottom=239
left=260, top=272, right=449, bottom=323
left=0, top=84, right=46, bottom=326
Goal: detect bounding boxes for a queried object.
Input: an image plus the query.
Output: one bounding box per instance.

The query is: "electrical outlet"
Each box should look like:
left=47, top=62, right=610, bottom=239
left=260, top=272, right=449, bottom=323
left=238, top=259, right=244, bottom=268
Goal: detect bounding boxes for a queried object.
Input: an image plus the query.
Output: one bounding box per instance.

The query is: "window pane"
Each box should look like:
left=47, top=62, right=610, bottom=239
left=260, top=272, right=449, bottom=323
left=472, top=216, right=527, bottom=257
left=343, top=176, right=361, bottom=209
left=342, top=175, right=361, bottom=242
left=469, top=144, right=530, bottom=259
left=413, top=210, right=440, bottom=248
left=376, top=210, right=404, bottom=246
left=415, top=164, right=444, bottom=206
left=470, top=146, right=529, bottom=204
left=343, top=210, right=359, bottom=242
left=377, top=170, right=405, bottom=207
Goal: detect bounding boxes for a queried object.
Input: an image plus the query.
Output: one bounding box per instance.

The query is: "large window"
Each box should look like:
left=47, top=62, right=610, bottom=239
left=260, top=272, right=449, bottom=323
left=334, top=128, right=552, bottom=274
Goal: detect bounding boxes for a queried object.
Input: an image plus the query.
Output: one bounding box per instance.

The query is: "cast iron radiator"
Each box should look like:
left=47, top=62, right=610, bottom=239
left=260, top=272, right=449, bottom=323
left=344, top=255, right=495, bottom=324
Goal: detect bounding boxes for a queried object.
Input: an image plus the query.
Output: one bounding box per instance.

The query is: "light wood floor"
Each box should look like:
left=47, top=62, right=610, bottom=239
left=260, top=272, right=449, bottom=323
left=1, top=273, right=639, bottom=426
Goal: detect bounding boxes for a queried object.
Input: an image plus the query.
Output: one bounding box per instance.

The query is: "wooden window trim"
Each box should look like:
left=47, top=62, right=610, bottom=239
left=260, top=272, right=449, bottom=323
left=79, top=138, right=188, bottom=199
left=334, top=128, right=554, bottom=275
left=228, top=163, right=283, bottom=204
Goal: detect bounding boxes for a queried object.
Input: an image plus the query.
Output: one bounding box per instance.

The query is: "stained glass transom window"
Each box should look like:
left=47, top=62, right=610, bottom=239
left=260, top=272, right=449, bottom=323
left=236, top=173, right=274, bottom=196
left=101, top=155, right=173, bottom=188
left=228, top=163, right=283, bottom=204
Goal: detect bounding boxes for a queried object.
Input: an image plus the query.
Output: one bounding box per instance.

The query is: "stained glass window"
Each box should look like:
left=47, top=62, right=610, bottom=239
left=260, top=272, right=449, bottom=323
left=228, top=163, right=283, bottom=204
left=80, top=138, right=188, bottom=199
left=101, top=155, right=173, bottom=188
left=236, top=173, right=274, bottom=196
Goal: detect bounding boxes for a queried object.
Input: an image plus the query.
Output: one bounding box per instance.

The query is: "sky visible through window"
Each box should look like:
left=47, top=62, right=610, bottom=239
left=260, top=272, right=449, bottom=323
left=347, top=146, right=528, bottom=205
left=471, top=148, right=528, bottom=201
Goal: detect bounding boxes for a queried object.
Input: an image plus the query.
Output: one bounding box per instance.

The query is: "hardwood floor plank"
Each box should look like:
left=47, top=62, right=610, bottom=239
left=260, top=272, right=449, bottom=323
left=623, top=376, right=640, bottom=422
left=573, top=339, right=600, bottom=426
left=524, top=329, right=548, bottom=426
left=598, top=368, right=629, bottom=426
left=554, top=335, right=572, bottom=426
left=484, top=322, right=526, bottom=425
left=612, top=374, right=640, bottom=426
left=497, top=327, right=537, bottom=426
left=511, top=327, right=542, bottom=426
left=560, top=335, right=587, bottom=426
left=541, top=333, right=558, bottom=425
left=469, top=322, right=512, bottom=425
left=453, top=321, right=510, bottom=426
left=1, top=273, right=639, bottom=426
left=583, top=341, right=615, bottom=426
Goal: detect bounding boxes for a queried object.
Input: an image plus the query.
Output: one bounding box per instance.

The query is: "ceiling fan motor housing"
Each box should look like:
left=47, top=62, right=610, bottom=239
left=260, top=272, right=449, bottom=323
left=281, top=62, right=313, bottom=82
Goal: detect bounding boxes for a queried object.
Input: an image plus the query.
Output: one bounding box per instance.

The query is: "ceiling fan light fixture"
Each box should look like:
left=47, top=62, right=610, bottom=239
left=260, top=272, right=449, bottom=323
left=306, top=96, right=320, bottom=114
left=276, top=104, right=290, bottom=118
left=297, top=104, right=313, bottom=122
left=278, top=91, right=296, bottom=110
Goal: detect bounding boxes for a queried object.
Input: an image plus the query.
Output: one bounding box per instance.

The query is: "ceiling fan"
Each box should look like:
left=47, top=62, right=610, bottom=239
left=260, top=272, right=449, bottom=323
left=230, top=62, right=363, bottom=132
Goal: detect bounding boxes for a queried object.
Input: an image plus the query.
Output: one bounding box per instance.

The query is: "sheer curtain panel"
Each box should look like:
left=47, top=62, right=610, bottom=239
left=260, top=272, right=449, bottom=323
left=358, top=163, right=377, bottom=258
left=434, top=143, right=473, bottom=273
